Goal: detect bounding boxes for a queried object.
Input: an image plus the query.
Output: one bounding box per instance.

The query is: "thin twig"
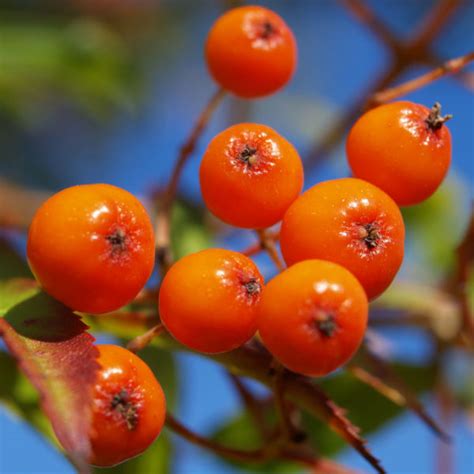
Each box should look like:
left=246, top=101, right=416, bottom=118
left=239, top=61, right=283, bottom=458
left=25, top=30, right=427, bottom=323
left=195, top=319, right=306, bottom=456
left=241, top=230, right=280, bottom=257
left=256, top=229, right=285, bottom=272
left=155, top=87, right=226, bottom=273
left=166, top=412, right=275, bottom=463
left=340, top=0, right=400, bottom=51
left=166, top=412, right=347, bottom=472
left=228, top=373, right=271, bottom=440
left=410, top=0, right=463, bottom=49
left=127, top=323, right=165, bottom=353
left=372, top=52, right=474, bottom=105
left=306, top=0, right=465, bottom=169
left=270, top=360, right=296, bottom=441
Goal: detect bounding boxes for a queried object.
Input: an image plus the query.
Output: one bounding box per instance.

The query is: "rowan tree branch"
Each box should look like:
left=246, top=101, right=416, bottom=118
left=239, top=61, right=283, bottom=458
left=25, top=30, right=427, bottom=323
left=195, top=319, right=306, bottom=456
left=371, top=52, right=474, bottom=105
left=155, top=87, right=226, bottom=273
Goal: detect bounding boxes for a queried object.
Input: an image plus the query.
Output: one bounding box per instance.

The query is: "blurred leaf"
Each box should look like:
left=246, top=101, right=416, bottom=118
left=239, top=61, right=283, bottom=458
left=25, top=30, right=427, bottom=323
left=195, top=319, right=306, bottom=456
left=305, top=363, right=437, bottom=456
left=0, top=17, right=139, bottom=122
left=171, top=199, right=213, bottom=259
left=0, top=238, right=32, bottom=281
left=349, top=349, right=448, bottom=441
left=212, top=409, right=298, bottom=473
left=93, top=435, right=172, bottom=474
left=0, top=350, right=57, bottom=445
left=402, top=177, right=470, bottom=278
left=0, top=279, right=99, bottom=468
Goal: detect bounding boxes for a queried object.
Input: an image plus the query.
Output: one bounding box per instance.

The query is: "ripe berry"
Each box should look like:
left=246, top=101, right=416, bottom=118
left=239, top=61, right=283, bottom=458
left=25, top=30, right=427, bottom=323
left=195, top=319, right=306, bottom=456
left=258, top=260, right=368, bottom=376
left=159, top=249, right=263, bottom=353
left=346, top=101, right=452, bottom=206
left=280, top=178, right=405, bottom=300
left=199, top=123, right=304, bottom=229
left=27, top=184, right=155, bottom=314
left=205, top=6, right=297, bottom=98
left=89, top=345, right=166, bottom=467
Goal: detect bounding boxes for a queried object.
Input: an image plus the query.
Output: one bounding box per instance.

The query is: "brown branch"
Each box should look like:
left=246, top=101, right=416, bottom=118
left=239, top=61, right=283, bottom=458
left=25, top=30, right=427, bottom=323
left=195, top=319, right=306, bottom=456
left=166, top=411, right=354, bottom=473
left=256, top=229, right=285, bottom=272
left=304, top=60, right=404, bottom=168
left=155, top=87, right=226, bottom=273
left=411, top=0, right=463, bottom=49
left=349, top=349, right=450, bottom=442
left=340, top=0, right=400, bottom=51
left=228, top=373, right=271, bottom=440
left=372, top=52, right=474, bottom=105
left=270, top=360, right=299, bottom=442
left=166, top=412, right=276, bottom=463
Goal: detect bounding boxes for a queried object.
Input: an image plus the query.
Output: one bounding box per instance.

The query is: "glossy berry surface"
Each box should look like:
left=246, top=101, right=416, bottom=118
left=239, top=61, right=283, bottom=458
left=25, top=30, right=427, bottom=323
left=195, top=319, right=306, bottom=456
left=159, top=249, right=263, bottom=353
left=199, top=123, right=304, bottom=229
left=89, top=345, right=166, bottom=467
left=205, top=5, right=297, bottom=98
left=27, top=184, right=155, bottom=314
left=258, top=260, right=368, bottom=376
left=347, top=101, right=452, bottom=206
left=280, top=178, right=405, bottom=300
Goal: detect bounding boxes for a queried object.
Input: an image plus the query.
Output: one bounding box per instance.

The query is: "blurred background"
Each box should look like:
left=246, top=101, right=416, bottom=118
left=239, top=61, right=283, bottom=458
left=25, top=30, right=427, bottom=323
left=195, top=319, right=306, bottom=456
left=0, top=0, right=473, bottom=473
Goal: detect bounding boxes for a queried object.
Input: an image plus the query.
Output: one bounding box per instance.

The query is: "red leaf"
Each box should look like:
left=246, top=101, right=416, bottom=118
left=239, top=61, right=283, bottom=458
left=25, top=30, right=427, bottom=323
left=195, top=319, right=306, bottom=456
left=0, top=279, right=100, bottom=471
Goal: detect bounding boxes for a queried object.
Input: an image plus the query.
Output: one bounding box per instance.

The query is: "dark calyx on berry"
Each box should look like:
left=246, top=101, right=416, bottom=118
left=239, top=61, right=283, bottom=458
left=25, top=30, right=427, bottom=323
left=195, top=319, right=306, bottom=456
left=357, top=223, right=380, bottom=249
left=111, top=389, right=139, bottom=430
left=260, top=20, right=276, bottom=39
left=312, top=312, right=338, bottom=338
left=106, top=227, right=128, bottom=254
left=243, top=277, right=261, bottom=296
left=425, top=102, right=453, bottom=131
left=238, top=144, right=258, bottom=167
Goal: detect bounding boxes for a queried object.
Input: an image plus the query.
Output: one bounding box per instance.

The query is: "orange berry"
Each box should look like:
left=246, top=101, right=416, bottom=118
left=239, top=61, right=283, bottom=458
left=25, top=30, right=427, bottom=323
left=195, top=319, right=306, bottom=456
left=206, top=5, right=297, bottom=98
left=280, top=178, right=405, bottom=300
left=27, top=184, right=155, bottom=314
left=199, top=123, right=304, bottom=229
left=89, top=345, right=166, bottom=467
left=347, top=101, right=452, bottom=206
left=258, top=260, right=368, bottom=376
left=159, top=249, right=263, bottom=353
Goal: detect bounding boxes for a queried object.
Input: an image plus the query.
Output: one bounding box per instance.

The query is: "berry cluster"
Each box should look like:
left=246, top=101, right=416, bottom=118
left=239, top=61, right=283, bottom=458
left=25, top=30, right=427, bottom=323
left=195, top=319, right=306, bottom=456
left=25, top=5, right=452, bottom=467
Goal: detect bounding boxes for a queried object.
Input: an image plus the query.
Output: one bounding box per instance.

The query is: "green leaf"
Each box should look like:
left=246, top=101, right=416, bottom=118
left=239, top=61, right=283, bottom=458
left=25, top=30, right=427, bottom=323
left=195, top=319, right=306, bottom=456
left=402, top=176, right=470, bottom=279
left=0, top=238, right=32, bottom=282
left=0, top=279, right=99, bottom=469
left=213, top=410, right=298, bottom=473
left=93, top=435, right=172, bottom=474
left=0, top=17, right=139, bottom=122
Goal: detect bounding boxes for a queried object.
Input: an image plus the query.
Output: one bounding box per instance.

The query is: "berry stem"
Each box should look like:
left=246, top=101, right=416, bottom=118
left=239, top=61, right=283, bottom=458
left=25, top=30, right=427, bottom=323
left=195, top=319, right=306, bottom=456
left=155, top=87, right=226, bottom=273
left=256, top=229, right=285, bottom=272
left=425, top=102, right=453, bottom=131
left=242, top=230, right=280, bottom=257
left=127, top=323, right=165, bottom=353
